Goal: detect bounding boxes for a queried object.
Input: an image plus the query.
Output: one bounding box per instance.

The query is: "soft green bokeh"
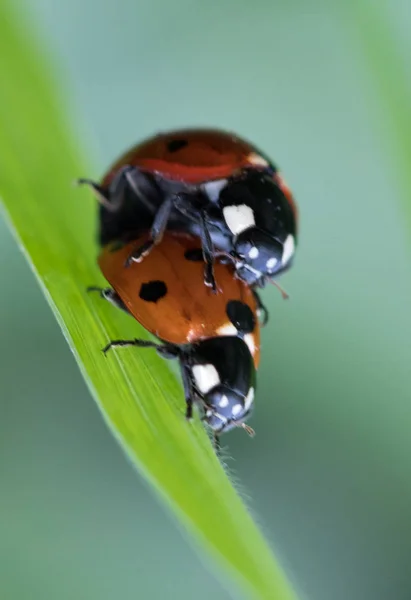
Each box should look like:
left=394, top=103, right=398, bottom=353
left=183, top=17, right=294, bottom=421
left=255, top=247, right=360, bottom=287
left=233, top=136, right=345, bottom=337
left=1, top=1, right=411, bottom=599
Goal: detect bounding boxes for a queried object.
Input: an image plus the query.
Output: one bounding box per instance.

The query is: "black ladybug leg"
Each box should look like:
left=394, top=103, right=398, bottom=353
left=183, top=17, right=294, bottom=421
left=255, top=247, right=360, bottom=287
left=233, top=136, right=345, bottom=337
left=76, top=179, right=112, bottom=210
left=125, top=196, right=175, bottom=267
left=77, top=165, right=150, bottom=212
left=102, top=338, right=180, bottom=357
left=199, top=415, right=222, bottom=455
left=199, top=210, right=217, bottom=293
left=179, top=362, right=195, bottom=421
left=103, top=339, right=159, bottom=354
left=252, top=290, right=269, bottom=326
left=213, top=433, right=221, bottom=455
left=87, top=286, right=130, bottom=314
left=107, top=165, right=153, bottom=211
left=104, top=338, right=194, bottom=422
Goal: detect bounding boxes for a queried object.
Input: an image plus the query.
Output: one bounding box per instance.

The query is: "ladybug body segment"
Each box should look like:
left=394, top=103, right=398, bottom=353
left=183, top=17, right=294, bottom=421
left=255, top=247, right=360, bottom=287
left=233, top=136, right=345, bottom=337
left=81, top=128, right=298, bottom=289
left=95, top=231, right=260, bottom=438
left=98, top=232, right=260, bottom=364
left=187, top=335, right=256, bottom=434
left=102, top=128, right=267, bottom=186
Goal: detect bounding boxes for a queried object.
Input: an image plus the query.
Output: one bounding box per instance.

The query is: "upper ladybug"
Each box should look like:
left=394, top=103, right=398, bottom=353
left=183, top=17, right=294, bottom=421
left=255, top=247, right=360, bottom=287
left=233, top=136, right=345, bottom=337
left=79, top=128, right=298, bottom=290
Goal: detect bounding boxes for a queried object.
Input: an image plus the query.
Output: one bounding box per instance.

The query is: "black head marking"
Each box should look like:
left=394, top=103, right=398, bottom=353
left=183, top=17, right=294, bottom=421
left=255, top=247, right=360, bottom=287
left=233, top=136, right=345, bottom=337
left=226, top=300, right=256, bottom=334
left=167, top=139, right=188, bottom=153
left=184, top=248, right=204, bottom=262
left=139, top=280, right=167, bottom=303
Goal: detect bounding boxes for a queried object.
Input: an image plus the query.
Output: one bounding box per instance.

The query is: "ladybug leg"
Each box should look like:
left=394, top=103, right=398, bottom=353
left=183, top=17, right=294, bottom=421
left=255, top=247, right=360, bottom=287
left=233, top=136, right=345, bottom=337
left=173, top=193, right=203, bottom=222
left=199, top=210, right=217, bottom=293
left=173, top=196, right=218, bottom=291
left=87, top=286, right=130, bottom=314
left=78, top=166, right=150, bottom=213
left=102, top=338, right=180, bottom=357
left=198, top=414, right=222, bottom=455
left=102, top=338, right=196, bottom=422
left=103, top=339, right=193, bottom=417
left=179, top=362, right=195, bottom=421
left=77, top=179, right=112, bottom=210
left=106, top=165, right=151, bottom=211
left=213, top=433, right=221, bottom=455
left=125, top=195, right=175, bottom=266
left=252, top=290, right=269, bottom=326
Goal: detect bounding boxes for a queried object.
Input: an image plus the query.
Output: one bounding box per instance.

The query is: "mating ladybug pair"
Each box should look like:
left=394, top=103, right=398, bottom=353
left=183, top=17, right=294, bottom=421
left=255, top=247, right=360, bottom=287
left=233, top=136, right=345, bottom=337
left=80, top=128, right=298, bottom=446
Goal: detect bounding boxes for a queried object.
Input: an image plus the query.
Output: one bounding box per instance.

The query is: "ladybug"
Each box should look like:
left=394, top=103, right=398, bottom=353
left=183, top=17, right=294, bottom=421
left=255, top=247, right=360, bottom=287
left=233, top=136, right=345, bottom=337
left=90, top=231, right=260, bottom=443
left=79, top=128, right=298, bottom=294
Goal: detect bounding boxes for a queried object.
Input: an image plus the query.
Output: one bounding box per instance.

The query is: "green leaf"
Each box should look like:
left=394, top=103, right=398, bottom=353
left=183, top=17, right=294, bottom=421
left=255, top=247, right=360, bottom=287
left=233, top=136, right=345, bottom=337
left=0, top=2, right=297, bottom=599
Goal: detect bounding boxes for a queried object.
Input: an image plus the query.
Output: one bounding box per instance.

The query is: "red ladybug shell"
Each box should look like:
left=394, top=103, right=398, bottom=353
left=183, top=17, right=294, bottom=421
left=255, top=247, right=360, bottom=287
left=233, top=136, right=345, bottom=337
left=102, top=128, right=273, bottom=187
left=98, top=232, right=261, bottom=367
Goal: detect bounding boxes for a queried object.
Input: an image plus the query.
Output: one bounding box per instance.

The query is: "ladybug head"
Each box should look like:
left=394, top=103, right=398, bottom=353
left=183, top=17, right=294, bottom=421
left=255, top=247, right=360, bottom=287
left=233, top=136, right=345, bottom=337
left=220, top=169, right=297, bottom=284
left=190, top=337, right=256, bottom=436
left=202, top=385, right=255, bottom=435
left=233, top=228, right=295, bottom=285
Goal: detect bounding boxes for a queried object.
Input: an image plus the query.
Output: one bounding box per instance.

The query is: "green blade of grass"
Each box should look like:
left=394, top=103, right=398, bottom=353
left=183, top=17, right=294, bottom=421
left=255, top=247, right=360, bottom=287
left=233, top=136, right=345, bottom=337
left=346, top=1, right=411, bottom=228
left=0, top=2, right=298, bottom=598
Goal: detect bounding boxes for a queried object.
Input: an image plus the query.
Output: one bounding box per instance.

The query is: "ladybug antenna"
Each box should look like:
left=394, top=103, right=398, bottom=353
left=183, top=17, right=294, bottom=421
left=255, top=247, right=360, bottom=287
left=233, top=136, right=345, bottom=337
left=269, top=279, right=289, bottom=300
left=238, top=422, right=255, bottom=437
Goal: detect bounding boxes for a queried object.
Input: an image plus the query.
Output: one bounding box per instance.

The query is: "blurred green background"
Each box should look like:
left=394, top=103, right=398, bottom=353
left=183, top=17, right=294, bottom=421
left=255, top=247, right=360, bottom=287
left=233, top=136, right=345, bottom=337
left=1, top=1, right=411, bottom=599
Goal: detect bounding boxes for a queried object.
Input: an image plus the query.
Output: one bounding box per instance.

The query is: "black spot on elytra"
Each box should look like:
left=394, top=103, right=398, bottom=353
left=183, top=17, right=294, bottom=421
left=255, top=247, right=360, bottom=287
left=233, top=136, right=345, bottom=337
left=167, top=139, right=188, bottom=153
left=226, top=300, right=256, bottom=334
left=184, top=248, right=204, bottom=262
left=139, top=280, right=167, bottom=303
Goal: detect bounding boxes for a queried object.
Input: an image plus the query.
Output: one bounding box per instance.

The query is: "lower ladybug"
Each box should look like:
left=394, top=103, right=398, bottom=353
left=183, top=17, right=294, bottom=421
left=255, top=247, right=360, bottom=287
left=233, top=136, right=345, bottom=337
left=79, top=128, right=298, bottom=293
left=90, top=231, right=260, bottom=444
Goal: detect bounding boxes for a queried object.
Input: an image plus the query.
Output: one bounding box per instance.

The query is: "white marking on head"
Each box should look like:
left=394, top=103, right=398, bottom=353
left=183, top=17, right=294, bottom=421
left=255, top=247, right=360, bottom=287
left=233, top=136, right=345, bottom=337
left=282, top=234, right=295, bottom=266
left=266, top=257, right=278, bottom=271
left=244, top=333, right=257, bottom=357
left=244, top=387, right=254, bottom=412
left=232, top=403, right=243, bottom=417
left=247, top=152, right=269, bottom=167
left=248, top=246, right=259, bottom=259
left=203, top=179, right=227, bottom=202
left=217, top=323, right=238, bottom=336
left=219, top=395, right=229, bottom=408
left=223, top=204, right=255, bottom=235
left=192, top=364, right=220, bottom=394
